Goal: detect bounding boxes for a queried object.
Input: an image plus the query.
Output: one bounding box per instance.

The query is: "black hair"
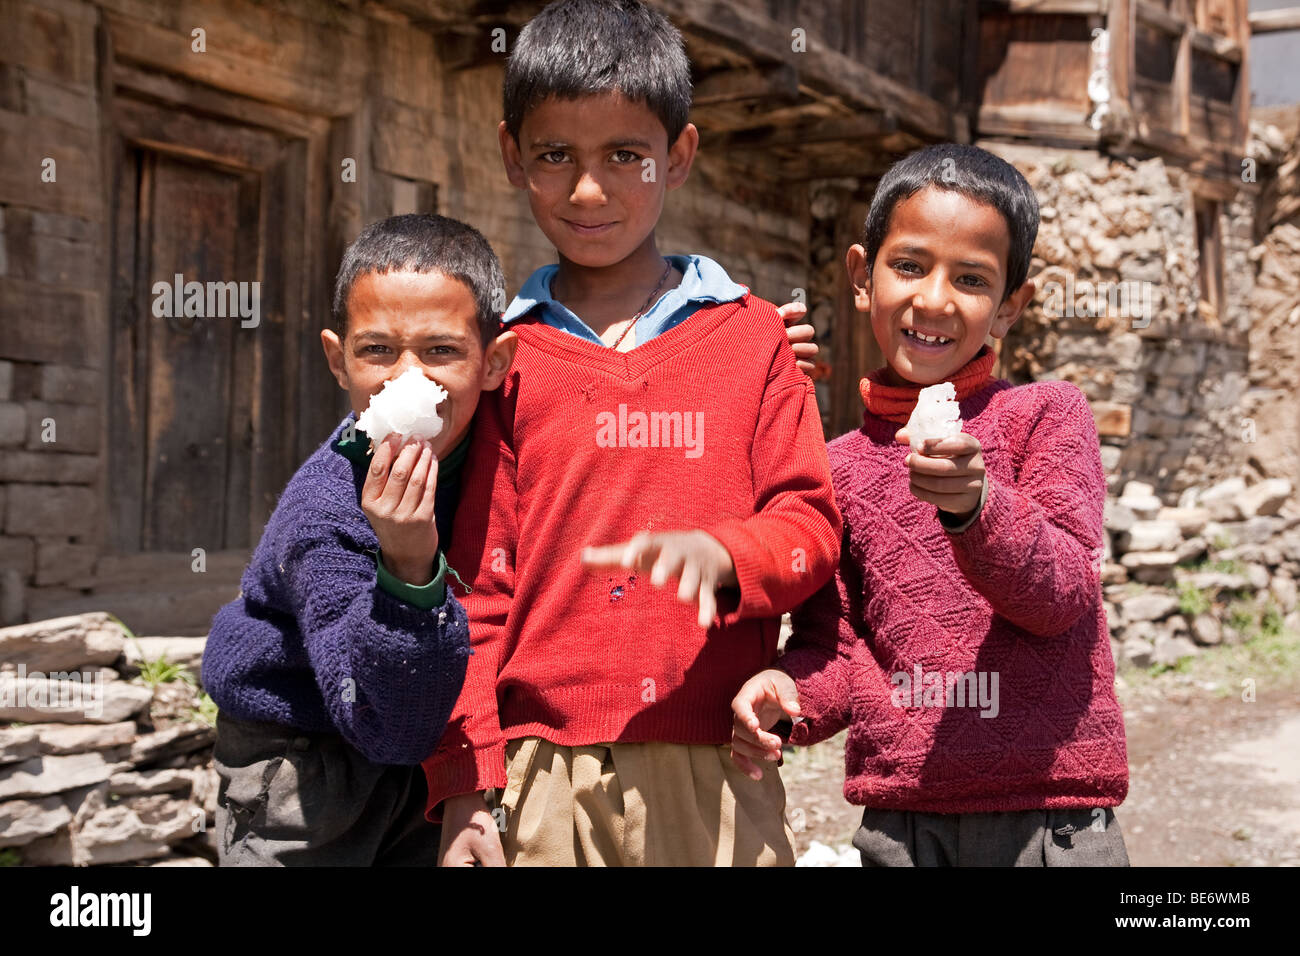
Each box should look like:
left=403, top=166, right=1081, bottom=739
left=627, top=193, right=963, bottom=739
left=331, top=213, right=505, bottom=346
left=504, top=0, right=692, bottom=145
left=862, top=143, right=1040, bottom=301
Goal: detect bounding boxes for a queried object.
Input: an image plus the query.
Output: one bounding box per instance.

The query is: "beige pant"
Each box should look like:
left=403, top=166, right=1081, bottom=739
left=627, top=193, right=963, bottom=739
left=498, top=737, right=795, bottom=867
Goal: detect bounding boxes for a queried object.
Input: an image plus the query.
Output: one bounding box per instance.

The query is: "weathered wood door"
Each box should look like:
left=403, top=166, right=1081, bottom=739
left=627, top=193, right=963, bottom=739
left=104, top=94, right=340, bottom=631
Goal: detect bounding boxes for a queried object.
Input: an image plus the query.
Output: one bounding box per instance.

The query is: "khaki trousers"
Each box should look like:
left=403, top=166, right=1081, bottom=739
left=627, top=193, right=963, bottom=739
left=498, top=737, right=795, bottom=867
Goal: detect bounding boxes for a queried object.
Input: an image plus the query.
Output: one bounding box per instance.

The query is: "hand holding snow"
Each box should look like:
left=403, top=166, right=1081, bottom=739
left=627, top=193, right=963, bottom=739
left=906, top=381, right=962, bottom=452
left=356, top=368, right=448, bottom=445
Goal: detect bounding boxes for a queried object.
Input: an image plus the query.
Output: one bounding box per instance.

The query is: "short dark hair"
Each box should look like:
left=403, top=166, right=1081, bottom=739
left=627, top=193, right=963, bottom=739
left=862, top=143, right=1040, bottom=301
left=504, top=0, right=692, bottom=145
left=331, top=213, right=504, bottom=346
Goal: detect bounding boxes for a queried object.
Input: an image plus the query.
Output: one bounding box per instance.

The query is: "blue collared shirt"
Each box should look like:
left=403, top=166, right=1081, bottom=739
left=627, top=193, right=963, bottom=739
left=501, top=254, right=747, bottom=347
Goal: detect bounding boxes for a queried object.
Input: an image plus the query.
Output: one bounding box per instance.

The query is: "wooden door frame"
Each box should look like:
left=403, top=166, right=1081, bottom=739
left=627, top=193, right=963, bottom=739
left=100, top=65, right=345, bottom=585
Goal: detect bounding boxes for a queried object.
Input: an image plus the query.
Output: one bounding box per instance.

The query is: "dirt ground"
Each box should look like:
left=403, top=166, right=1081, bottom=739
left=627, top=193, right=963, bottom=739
left=782, top=670, right=1300, bottom=866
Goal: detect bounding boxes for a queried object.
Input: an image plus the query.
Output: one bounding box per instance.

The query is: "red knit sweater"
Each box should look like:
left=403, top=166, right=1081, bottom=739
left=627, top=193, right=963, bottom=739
left=781, top=376, right=1128, bottom=813
left=423, top=295, right=841, bottom=817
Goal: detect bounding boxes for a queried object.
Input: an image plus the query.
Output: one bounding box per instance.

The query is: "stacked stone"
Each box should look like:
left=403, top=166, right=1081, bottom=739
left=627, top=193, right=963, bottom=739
left=0, top=613, right=216, bottom=866
left=1103, top=477, right=1299, bottom=669
left=983, top=142, right=1257, bottom=500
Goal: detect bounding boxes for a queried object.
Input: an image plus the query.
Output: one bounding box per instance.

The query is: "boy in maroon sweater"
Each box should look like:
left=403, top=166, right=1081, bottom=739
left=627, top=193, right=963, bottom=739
left=732, top=144, right=1130, bottom=866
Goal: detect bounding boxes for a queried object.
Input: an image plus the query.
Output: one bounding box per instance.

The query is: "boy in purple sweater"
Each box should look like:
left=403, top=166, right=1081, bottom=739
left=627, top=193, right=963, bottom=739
left=201, top=214, right=517, bottom=865
left=731, top=145, right=1129, bottom=866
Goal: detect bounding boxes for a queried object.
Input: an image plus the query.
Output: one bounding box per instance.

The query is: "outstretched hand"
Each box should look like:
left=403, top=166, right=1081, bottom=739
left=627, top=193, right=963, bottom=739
left=582, top=530, right=737, bottom=629
left=895, top=427, right=986, bottom=520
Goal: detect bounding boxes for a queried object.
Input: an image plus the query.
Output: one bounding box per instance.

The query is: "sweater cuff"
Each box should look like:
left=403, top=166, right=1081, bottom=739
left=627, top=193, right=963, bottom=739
left=374, top=550, right=447, bottom=609
left=423, top=741, right=509, bottom=824
left=704, top=520, right=771, bottom=620
left=938, top=474, right=991, bottom=535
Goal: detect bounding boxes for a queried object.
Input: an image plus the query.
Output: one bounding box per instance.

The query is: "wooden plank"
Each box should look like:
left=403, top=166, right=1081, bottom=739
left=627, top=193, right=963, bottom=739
left=107, top=142, right=146, bottom=553
left=110, top=61, right=330, bottom=140
left=998, top=0, right=1109, bottom=11
left=657, top=0, right=954, bottom=140
left=1135, top=0, right=1186, bottom=34
left=0, top=110, right=101, bottom=219
left=700, top=113, right=898, bottom=151
left=104, top=12, right=364, bottom=117
left=112, top=96, right=285, bottom=171
left=693, top=64, right=800, bottom=106
left=978, top=103, right=1103, bottom=144
left=0, top=0, right=98, bottom=87
left=0, top=279, right=90, bottom=365
left=1249, top=7, right=1300, bottom=33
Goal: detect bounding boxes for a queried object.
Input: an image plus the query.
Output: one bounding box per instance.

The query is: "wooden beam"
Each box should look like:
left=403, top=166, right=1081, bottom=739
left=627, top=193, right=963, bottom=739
left=657, top=0, right=954, bottom=140
left=1189, top=30, right=1241, bottom=61
left=693, top=64, right=800, bottom=106
left=1249, top=7, right=1300, bottom=33
left=1135, top=0, right=1186, bottom=35
left=977, top=103, right=1104, bottom=146
left=700, top=113, right=898, bottom=151
left=988, top=0, right=1110, bottom=12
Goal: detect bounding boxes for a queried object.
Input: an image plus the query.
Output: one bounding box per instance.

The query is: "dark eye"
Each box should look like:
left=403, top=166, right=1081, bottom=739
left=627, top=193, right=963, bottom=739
left=893, top=260, right=921, bottom=275
left=362, top=344, right=390, bottom=354
left=612, top=150, right=639, bottom=164
left=958, top=274, right=987, bottom=288
left=539, top=151, right=567, bottom=164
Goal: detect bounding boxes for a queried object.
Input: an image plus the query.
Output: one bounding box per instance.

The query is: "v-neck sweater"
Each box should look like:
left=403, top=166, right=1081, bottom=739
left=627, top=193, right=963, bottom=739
left=422, top=294, right=842, bottom=816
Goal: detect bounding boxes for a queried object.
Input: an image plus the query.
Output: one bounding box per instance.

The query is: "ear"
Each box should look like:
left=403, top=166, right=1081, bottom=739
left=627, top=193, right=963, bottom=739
left=481, top=329, right=518, bottom=390
left=664, top=122, right=699, bottom=191
left=498, top=120, right=526, bottom=190
left=990, top=278, right=1036, bottom=339
left=846, top=244, right=873, bottom=313
left=320, top=328, right=349, bottom=390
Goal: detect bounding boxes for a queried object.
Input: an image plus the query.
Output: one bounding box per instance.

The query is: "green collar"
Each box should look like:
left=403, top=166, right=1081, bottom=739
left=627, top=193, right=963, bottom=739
left=333, top=420, right=472, bottom=480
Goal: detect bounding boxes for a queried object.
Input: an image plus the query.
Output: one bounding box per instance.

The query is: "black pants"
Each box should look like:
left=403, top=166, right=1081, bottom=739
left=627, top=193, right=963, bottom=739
left=853, top=807, right=1130, bottom=866
left=213, top=713, right=441, bottom=866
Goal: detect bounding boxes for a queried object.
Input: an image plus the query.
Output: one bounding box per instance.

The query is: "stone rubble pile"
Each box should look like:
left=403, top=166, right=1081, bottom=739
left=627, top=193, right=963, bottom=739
left=0, top=613, right=216, bottom=866
left=1103, top=476, right=1300, bottom=670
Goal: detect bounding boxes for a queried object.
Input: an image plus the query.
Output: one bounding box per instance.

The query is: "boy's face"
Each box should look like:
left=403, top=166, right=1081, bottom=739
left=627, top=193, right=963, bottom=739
left=498, top=92, right=698, bottom=268
left=320, top=270, right=516, bottom=459
left=846, top=186, right=1035, bottom=387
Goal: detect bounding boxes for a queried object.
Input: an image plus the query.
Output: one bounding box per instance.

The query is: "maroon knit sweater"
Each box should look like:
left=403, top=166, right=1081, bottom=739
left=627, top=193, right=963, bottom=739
left=781, top=377, right=1128, bottom=813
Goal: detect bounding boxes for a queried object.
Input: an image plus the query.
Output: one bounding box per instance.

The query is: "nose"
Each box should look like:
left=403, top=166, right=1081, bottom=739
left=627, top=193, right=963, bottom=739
left=393, top=350, right=423, bottom=376
left=911, top=270, right=957, bottom=318
left=570, top=166, right=607, bottom=205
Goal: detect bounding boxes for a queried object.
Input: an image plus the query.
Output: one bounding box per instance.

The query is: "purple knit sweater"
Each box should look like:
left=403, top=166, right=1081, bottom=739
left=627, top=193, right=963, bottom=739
left=201, top=416, right=471, bottom=765
left=781, top=379, right=1128, bottom=813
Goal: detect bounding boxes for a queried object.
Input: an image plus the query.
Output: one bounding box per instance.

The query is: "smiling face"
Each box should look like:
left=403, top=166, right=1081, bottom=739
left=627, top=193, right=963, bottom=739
left=499, top=92, right=697, bottom=269
left=320, top=270, right=516, bottom=460
left=847, top=186, right=1036, bottom=387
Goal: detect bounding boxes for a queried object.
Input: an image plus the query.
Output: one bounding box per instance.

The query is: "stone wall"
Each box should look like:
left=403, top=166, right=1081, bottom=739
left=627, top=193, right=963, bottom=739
left=1244, top=117, right=1300, bottom=486
left=981, top=141, right=1256, bottom=501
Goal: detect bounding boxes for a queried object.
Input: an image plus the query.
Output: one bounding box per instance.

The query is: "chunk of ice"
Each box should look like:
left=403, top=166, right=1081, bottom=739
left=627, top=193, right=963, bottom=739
left=356, top=368, right=448, bottom=445
left=906, top=381, right=962, bottom=452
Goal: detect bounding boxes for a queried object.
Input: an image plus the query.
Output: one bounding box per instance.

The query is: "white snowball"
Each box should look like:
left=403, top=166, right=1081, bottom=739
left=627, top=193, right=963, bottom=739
left=906, top=381, right=962, bottom=451
left=356, top=368, right=448, bottom=445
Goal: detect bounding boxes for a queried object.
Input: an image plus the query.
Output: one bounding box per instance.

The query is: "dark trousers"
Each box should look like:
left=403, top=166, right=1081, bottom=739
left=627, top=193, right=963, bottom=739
left=213, top=713, right=440, bottom=866
left=854, top=806, right=1130, bottom=866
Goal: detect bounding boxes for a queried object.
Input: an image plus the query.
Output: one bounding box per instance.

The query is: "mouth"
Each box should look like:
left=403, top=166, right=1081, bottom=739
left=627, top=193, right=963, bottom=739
left=563, top=219, right=617, bottom=237
left=901, top=328, right=956, bottom=348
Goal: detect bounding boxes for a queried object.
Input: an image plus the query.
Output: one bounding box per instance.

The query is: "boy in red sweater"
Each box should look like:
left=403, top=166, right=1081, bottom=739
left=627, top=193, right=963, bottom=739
left=732, top=144, right=1130, bottom=866
left=423, top=0, right=840, bottom=866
